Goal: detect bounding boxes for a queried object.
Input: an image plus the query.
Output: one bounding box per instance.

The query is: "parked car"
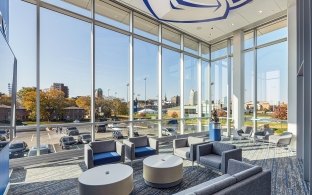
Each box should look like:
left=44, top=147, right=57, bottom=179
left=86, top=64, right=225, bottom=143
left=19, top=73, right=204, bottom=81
left=112, top=130, right=123, bottom=139
left=162, top=128, right=177, bottom=136
left=0, top=135, right=6, bottom=141
left=65, top=127, right=79, bottom=136
left=73, top=120, right=80, bottom=123
left=96, top=124, right=106, bottom=133
left=0, top=129, right=9, bottom=139
left=28, top=144, right=51, bottom=157
left=0, top=141, right=9, bottom=151
left=59, top=136, right=76, bottom=149
left=9, top=140, right=28, bottom=159
left=78, top=134, right=91, bottom=144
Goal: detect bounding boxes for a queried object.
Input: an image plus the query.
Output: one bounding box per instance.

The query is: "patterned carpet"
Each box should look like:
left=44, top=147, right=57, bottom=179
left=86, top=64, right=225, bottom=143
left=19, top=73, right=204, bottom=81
left=8, top=140, right=310, bottom=195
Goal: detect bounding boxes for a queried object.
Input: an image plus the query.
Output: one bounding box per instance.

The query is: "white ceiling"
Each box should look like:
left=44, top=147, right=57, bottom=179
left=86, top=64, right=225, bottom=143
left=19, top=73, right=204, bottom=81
left=117, top=0, right=288, bottom=42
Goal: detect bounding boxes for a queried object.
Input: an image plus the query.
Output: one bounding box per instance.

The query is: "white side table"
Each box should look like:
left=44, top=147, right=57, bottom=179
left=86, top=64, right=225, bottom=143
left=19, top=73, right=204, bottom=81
left=143, top=154, right=183, bottom=188
left=79, top=164, right=133, bottom=195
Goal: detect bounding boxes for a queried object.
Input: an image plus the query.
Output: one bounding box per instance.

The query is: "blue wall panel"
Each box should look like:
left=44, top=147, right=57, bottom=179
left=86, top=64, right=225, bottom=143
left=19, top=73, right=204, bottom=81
left=0, top=144, right=9, bottom=195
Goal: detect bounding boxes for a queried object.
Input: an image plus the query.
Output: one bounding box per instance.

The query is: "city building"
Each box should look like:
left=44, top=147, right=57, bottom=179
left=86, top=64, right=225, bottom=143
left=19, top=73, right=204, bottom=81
left=50, top=83, right=69, bottom=98
left=2, top=0, right=312, bottom=195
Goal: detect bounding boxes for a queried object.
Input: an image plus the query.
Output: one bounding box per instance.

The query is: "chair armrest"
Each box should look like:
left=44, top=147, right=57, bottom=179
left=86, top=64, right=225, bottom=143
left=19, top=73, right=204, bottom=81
left=123, top=140, right=135, bottom=160
left=189, top=142, right=208, bottom=162
left=196, top=143, right=213, bottom=164
left=268, top=135, right=280, bottom=144
left=116, top=141, right=125, bottom=163
left=84, top=144, right=94, bottom=169
left=221, top=148, right=242, bottom=174
left=254, top=132, right=265, bottom=136
left=173, top=138, right=188, bottom=149
left=149, top=138, right=159, bottom=154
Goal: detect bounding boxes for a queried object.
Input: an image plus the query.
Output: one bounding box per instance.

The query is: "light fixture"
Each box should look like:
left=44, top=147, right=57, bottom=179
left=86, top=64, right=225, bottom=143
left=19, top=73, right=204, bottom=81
left=231, top=23, right=234, bottom=26
left=258, top=10, right=263, bottom=14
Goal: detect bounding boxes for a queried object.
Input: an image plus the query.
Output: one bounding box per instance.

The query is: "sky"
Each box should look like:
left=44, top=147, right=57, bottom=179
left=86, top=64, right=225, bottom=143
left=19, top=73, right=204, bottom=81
left=2, top=0, right=288, bottom=105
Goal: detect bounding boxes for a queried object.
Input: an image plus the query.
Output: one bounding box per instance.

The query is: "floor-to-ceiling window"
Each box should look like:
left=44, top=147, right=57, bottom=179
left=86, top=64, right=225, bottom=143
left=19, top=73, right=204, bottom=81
left=243, top=19, right=288, bottom=132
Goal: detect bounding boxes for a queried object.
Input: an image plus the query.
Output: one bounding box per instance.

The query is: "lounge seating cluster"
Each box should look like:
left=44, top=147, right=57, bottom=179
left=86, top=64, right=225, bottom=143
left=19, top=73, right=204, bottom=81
left=83, top=135, right=271, bottom=195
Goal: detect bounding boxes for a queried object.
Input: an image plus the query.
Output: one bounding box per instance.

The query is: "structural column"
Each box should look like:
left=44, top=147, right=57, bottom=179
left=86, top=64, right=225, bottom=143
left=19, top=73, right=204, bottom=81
left=198, top=43, right=202, bottom=132
left=232, top=31, right=244, bottom=131
left=226, top=39, right=232, bottom=137
left=180, top=35, right=185, bottom=134
left=129, top=11, right=134, bottom=138
left=158, top=24, right=162, bottom=138
left=36, top=0, right=41, bottom=156
left=287, top=0, right=298, bottom=155
left=90, top=0, right=96, bottom=141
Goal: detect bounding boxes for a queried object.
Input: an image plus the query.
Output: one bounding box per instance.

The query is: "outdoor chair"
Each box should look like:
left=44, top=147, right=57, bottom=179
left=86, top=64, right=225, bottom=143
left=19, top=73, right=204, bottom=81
left=124, top=136, right=159, bottom=166
left=268, top=132, right=293, bottom=156
left=197, top=142, right=242, bottom=174
left=84, top=140, right=125, bottom=169
left=255, top=128, right=274, bottom=144
left=233, top=126, right=253, bottom=142
left=173, top=136, right=207, bottom=166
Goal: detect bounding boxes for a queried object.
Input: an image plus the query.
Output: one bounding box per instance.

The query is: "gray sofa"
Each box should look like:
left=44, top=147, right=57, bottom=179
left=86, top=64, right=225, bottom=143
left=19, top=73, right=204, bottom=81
left=173, top=137, right=206, bottom=166
left=84, top=140, right=125, bottom=169
left=124, top=136, right=159, bottom=165
left=197, top=142, right=242, bottom=174
left=174, top=159, right=271, bottom=195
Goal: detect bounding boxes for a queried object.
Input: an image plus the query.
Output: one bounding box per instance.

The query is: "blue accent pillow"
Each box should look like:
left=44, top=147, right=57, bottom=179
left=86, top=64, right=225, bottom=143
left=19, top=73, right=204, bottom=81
left=135, top=146, right=156, bottom=158
left=93, top=152, right=121, bottom=166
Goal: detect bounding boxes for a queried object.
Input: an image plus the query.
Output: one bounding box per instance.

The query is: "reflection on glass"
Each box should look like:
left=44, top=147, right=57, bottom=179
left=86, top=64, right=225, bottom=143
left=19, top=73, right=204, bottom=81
left=257, top=19, right=287, bottom=46
left=134, top=39, right=158, bottom=135
left=211, top=41, right=227, bottom=60
left=201, top=61, right=210, bottom=118
left=162, top=48, right=180, bottom=121
left=134, top=15, right=159, bottom=41
left=95, top=1, right=130, bottom=31
left=257, top=42, right=288, bottom=130
left=43, top=0, right=91, bottom=17
left=244, top=31, right=254, bottom=49
left=95, top=27, right=129, bottom=124
left=162, top=27, right=180, bottom=49
left=202, top=44, right=210, bottom=59
left=184, top=55, right=198, bottom=119
left=244, top=51, right=254, bottom=126
left=184, top=36, right=199, bottom=55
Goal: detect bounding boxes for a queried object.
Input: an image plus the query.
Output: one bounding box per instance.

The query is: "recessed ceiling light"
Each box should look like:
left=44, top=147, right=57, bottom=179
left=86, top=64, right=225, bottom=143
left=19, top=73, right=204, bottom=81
left=231, top=23, right=234, bottom=26
left=258, top=10, right=263, bottom=14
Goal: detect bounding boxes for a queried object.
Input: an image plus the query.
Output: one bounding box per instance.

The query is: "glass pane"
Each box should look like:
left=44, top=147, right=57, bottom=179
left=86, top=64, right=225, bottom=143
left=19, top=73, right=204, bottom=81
left=41, top=8, right=91, bottom=124
left=202, top=44, right=210, bottom=59
left=211, top=58, right=228, bottom=129
left=184, top=36, right=199, bottom=55
left=184, top=55, right=198, bottom=119
left=134, top=39, right=158, bottom=136
left=257, top=42, right=288, bottom=131
left=0, top=31, right=14, bottom=133
left=211, top=41, right=227, bottom=60
left=244, top=51, right=255, bottom=127
left=257, top=19, right=287, bottom=46
left=162, top=48, right=180, bottom=121
left=244, top=31, right=254, bottom=49
left=43, top=0, right=91, bottom=17
left=95, top=1, right=130, bottom=31
left=95, top=27, right=129, bottom=125
left=201, top=61, right=210, bottom=118
left=10, top=0, right=37, bottom=158
left=134, top=15, right=159, bottom=41
left=162, top=27, right=180, bottom=49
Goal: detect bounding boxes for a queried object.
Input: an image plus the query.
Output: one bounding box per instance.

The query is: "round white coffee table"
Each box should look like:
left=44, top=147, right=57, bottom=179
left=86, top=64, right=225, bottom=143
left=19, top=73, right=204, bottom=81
left=79, top=164, right=133, bottom=195
left=143, top=154, right=183, bottom=188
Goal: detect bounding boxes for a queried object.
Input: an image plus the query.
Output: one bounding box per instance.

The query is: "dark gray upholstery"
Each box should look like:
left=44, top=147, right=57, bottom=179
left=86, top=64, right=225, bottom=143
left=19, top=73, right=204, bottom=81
left=174, top=159, right=271, bottom=195
left=197, top=142, right=242, bottom=173
left=124, top=136, right=159, bottom=163
left=173, top=137, right=206, bottom=164
left=84, top=140, right=125, bottom=169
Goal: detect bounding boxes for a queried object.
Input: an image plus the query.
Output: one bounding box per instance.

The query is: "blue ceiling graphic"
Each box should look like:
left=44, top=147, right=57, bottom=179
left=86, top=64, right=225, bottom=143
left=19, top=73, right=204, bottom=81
left=143, top=0, right=253, bottom=23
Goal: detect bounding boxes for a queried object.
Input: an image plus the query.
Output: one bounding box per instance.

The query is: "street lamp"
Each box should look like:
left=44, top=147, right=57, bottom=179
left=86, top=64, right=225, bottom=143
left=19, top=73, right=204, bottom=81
left=144, top=77, right=147, bottom=110
left=126, top=83, right=129, bottom=103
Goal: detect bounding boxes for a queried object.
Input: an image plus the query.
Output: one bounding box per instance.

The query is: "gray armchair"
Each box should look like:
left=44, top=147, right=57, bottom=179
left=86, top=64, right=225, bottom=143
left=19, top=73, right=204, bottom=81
left=124, top=136, right=159, bottom=165
left=173, top=136, right=206, bottom=166
left=84, top=140, right=125, bottom=169
left=197, top=142, right=242, bottom=173
left=233, top=126, right=253, bottom=142
left=255, top=128, right=274, bottom=143
left=268, top=132, right=293, bottom=155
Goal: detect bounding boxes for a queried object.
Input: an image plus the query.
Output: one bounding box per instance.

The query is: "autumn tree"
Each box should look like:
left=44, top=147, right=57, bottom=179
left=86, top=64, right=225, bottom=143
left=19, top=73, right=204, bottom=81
left=76, top=96, right=91, bottom=116
left=273, top=105, right=288, bottom=120
left=0, top=94, right=11, bottom=106
left=64, top=98, right=77, bottom=107
left=171, top=112, right=178, bottom=118
left=96, top=98, right=112, bottom=118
